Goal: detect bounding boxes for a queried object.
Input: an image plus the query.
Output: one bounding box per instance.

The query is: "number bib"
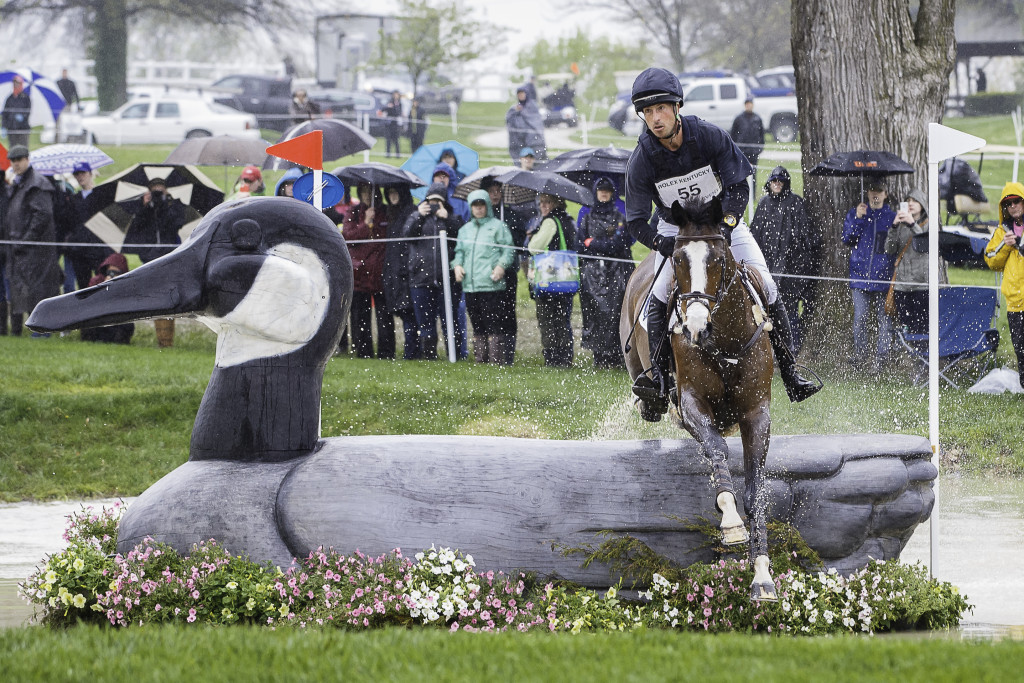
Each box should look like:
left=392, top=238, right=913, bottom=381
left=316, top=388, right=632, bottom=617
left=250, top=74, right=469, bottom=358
left=655, top=165, right=722, bottom=207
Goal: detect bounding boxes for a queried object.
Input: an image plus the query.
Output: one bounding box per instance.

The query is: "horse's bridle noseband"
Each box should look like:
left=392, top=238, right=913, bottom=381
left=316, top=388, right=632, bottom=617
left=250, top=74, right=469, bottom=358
left=671, top=231, right=767, bottom=363
left=672, top=233, right=735, bottom=314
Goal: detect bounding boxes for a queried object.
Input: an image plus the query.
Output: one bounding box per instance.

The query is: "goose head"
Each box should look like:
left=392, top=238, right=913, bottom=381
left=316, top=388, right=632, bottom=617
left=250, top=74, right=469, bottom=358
left=27, top=197, right=353, bottom=462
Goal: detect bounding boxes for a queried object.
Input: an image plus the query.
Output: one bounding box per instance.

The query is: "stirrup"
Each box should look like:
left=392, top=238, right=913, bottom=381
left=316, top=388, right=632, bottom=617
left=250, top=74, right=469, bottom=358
left=783, top=364, right=824, bottom=403
left=632, top=374, right=668, bottom=415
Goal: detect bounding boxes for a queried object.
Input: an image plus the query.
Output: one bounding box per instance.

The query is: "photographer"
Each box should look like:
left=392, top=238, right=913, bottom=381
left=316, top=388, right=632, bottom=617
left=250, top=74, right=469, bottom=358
left=123, top=177, right=185, bottom=347
left=403, top=182, right=462, bottom=359
left=885, top=188, right=947, bottom=337
left=985, top=183, right=1024, bottom=387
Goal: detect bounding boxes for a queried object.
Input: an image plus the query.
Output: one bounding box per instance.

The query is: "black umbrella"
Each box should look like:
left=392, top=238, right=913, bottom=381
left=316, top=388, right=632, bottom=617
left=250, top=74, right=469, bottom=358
left=453, top=165, right=529, bottom=203
left=537, top=146, right=631, bottom=188
left=264, top=119, right=376, bottom=171
left=165, top=135, right=270, bottom=189
left=494, top=169, right=594, bottom=206
left=808, top=150, right=915, bottom=198
left=332, top=162, right=425, bottom=188
left=84, top=163, right=224, bottom=251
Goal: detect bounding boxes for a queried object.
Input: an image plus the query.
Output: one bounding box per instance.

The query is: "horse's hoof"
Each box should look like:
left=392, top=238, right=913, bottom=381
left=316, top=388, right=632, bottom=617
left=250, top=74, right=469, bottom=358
left=750, top=581, right=778, bottom=603
left=720, top=523, right=749, bottom=546
left=633, top=397, right=663, bottom=423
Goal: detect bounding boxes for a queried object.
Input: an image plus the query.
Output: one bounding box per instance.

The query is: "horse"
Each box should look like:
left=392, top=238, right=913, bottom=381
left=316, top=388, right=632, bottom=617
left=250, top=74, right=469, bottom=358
left=620, top=198, right=778, bottom=602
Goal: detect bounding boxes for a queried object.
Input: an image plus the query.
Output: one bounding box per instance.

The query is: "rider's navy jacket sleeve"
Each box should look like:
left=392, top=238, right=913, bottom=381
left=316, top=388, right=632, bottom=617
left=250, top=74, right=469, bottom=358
left=625, top=116, right=752, bottom=248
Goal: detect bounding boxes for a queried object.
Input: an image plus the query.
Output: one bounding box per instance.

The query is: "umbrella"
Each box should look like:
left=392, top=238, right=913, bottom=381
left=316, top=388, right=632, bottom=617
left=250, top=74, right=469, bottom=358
left=84, top=164, right=224, bottom=252
left=28, top=143, right=114, bottom=176
left=453, top=165, right=534, bottom=204
left=494, top=169, right=594, bottom=206
left=808, top=149, right=915, bottom=197
left=332, top=162, right=425, bottom=188
left=401, top=140, right=480, bottom=199
left=165, top=135, right=271, bottom=189
left=164, top=135, right=270, bottom=166
left=263, top=119, right=376, bottom=171
left=537, top=146, right=631, bottom=188
left=0, top=68, right=65, bottom=126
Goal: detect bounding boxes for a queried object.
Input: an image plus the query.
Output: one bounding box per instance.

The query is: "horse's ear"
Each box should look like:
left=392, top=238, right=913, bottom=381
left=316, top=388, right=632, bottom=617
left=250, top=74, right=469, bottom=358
left=709, top=197, right=724, bottom=225
left=670, top=200, right=690, bottom=227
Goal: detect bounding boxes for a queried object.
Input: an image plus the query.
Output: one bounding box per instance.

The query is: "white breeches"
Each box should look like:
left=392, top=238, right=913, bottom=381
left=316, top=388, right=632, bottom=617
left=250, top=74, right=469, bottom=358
left=651, top=217, right=778, bottom=304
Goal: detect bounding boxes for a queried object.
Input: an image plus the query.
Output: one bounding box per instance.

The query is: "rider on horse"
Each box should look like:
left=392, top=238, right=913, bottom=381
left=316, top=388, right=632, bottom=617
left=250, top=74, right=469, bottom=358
left=624, top=67, right=822, bottom=419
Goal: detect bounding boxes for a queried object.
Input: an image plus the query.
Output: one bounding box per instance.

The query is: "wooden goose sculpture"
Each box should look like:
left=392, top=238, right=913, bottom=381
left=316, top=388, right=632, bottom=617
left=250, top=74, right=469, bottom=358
left=27, top=198, right=936, bottom=584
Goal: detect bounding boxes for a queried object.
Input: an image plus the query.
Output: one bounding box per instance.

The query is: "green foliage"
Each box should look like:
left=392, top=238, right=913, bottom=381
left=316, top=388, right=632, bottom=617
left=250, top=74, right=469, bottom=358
left=516, top=30, right=652, bottom=106
left=374, top=0, right=499, bottom=96
left=698, top=0, right=792, bottom=74
left=964, top=93, right=1023, bottom=117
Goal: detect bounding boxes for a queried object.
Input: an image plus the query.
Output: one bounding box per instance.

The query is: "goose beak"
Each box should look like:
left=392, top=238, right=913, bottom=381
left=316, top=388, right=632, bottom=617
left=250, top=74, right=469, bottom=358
left=26, top=240, right=210, bottom=333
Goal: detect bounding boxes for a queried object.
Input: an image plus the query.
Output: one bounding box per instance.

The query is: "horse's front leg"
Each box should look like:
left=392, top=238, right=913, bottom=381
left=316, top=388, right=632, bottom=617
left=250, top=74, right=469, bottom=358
left=739, top=401, right=777, bottom=602
left=676, top=392, right=748, bottom=546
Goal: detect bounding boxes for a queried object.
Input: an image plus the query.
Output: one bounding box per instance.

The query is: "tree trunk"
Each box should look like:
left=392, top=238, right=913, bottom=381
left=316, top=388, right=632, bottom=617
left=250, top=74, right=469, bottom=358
left=790, top=0, right=956, bottom=353
left=92, top=0, right=129, bottom=111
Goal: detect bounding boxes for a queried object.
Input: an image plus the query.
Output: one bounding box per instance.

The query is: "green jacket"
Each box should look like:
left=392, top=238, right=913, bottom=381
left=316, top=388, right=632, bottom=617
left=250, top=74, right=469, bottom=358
left=453, top=189, right=515, bottom=293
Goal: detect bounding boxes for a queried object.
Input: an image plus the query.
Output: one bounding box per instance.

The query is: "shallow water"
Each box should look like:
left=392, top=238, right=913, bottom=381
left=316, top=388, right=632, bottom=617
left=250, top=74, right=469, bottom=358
left=0, top=475, right=1021, bottom=634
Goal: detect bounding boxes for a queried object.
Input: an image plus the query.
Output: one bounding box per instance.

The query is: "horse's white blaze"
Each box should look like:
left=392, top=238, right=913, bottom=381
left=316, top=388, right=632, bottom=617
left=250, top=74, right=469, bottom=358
left=682, top=240, right=710, bottom=342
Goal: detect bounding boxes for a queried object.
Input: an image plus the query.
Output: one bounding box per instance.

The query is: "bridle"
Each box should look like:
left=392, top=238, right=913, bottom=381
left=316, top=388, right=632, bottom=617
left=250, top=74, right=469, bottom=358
left=672, top=233, right=736, bottom=317
left=671, top=231, right=767, bottom=363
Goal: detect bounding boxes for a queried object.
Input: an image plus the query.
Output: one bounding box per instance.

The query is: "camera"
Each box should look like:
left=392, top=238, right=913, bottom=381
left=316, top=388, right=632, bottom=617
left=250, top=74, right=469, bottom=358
left=150, top=190, right=164, bottom=202
left=899, top=201, right=909, bottom=214
left=428, top=203, right=439, bottom=215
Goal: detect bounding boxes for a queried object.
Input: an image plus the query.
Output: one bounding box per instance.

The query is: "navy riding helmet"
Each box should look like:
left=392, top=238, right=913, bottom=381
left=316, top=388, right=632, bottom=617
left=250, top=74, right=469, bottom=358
left=631, top=67, right=685, bottom=113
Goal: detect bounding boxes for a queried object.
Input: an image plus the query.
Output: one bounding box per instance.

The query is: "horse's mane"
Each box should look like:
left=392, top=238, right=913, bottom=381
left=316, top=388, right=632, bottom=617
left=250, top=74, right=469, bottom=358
left=669, top=197, right=724, bottom=231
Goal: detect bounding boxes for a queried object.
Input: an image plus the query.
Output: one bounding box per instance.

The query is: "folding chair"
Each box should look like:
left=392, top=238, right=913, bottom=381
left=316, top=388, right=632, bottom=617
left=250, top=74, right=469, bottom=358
left=897, top=286, right=1000, bottom=388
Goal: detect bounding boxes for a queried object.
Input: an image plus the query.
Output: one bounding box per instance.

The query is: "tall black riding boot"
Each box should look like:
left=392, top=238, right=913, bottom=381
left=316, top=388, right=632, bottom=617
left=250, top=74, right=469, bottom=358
left=768, top=300, right=822, bottom=402
left=632, top=296, right=671, bottom=419
left=0, top=299, right=8, bottom=336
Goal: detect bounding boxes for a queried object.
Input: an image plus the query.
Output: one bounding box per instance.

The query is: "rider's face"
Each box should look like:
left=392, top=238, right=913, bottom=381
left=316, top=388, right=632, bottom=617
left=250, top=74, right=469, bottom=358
left=642, top=102, right=677, bottom=137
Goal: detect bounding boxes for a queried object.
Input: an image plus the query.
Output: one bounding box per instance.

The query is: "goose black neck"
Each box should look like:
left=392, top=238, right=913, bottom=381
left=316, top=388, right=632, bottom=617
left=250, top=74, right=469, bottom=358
left=189, top=358, right=324, bottom=462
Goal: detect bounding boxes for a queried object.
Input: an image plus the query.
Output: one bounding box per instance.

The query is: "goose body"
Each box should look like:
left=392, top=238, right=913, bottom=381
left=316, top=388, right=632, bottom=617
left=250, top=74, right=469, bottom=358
left=27, top=198, right=935, bottom=583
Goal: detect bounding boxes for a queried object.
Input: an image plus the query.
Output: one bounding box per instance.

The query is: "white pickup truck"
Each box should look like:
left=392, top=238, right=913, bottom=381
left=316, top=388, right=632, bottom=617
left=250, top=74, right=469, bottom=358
left=613, top=75, right=799, bottom=143
left=680, top=76, right=799, bottom=143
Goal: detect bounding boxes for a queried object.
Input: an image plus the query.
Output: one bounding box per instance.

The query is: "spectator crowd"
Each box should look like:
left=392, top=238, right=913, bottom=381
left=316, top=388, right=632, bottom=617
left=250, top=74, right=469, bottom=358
left=2, top=72, right=1020, bottom=387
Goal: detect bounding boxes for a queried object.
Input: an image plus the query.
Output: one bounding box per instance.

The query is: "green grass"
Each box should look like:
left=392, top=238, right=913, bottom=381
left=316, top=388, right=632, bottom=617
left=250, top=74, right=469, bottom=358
left=1, top=625, right=1022, bottom=681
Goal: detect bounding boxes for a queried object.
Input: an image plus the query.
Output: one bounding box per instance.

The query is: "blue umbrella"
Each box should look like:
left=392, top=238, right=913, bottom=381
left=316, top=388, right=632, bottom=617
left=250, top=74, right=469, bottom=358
left=0, top=69, right=66, bottom=126
left=400, top=140, right=479, bottom=199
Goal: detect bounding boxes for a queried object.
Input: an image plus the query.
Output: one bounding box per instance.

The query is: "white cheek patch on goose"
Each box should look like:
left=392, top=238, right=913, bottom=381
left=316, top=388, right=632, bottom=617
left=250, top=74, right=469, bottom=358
left=682, top=240, right=710, bottom=341
left=197, top=243, right=330, bottom=368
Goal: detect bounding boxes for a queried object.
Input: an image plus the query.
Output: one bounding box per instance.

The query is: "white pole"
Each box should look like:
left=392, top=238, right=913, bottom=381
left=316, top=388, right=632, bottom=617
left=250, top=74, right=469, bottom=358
left=927, top=160, right=940, bottom=578
left=1013, top=108, right=1023, bottom=183
left=313, top=169, right=323, bottom=212
left=925, top=122, right=986, bottom=580
left=449, top=101, right=458, bottom=135
left=581, top=114, right=588, bottom=147
left=439, top=229, right=457, bottom=362
left=363, top=114, right=371, bottom=163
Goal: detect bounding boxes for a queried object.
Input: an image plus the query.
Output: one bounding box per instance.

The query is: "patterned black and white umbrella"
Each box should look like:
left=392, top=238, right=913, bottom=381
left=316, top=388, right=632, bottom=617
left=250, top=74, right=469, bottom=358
left=84, top=164, right=223, bottom=252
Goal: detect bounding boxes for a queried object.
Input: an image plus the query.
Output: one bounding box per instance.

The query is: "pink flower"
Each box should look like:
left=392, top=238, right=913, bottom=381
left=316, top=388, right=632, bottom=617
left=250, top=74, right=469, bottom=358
left=704, top=586, right=714, bottom=598
left=154, top=604, right=162, bottom=611
left=704, top=608, right=712, bottom=617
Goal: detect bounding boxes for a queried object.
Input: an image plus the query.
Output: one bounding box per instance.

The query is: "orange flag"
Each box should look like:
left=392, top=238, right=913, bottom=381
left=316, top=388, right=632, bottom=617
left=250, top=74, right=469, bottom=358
left=267, top=130, right=323, bottom=171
